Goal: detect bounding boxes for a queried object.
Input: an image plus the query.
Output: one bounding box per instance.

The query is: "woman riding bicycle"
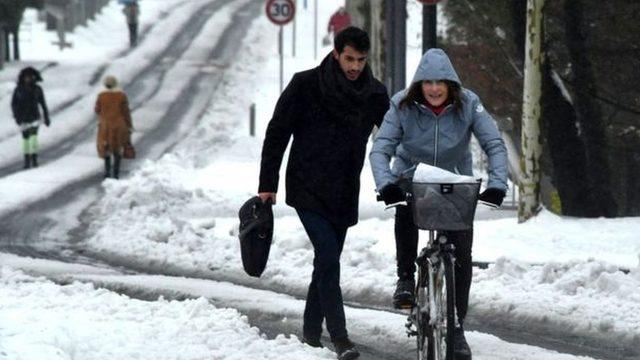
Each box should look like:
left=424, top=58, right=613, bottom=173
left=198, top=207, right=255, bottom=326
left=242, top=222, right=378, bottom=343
left=369, top=48, right=508, bottom=360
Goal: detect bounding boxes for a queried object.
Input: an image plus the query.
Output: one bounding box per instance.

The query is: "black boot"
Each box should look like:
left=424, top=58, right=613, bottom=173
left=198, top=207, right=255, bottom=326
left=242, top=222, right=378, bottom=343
left=393, top=278, right=415, bottom=309
left=23, top=154, right=31, bottom=169
left=302, top=334, right=323, bottom=348
left=31, top=154, right=38, bottom=168
left=104, top=156, right=111, bottom=178
left=332, top=338, right=359, bottom=360
left=454, top=327, right=472, bottom=360
left=113, top=154, right=121, bottom=179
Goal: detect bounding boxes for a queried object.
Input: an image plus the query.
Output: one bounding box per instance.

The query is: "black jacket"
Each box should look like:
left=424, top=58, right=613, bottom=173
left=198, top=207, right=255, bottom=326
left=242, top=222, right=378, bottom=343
left=11, top=84, right=49, bottom=125
left=259, top=54, right=389, bottom=227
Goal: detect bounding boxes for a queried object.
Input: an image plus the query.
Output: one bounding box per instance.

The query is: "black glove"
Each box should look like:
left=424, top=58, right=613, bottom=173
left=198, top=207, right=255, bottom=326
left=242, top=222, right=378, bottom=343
left=478, top=188, right=506, bottom=208
left=44, top=118, right=51, bottom=127
left=379, top=183, right=406, bottom=205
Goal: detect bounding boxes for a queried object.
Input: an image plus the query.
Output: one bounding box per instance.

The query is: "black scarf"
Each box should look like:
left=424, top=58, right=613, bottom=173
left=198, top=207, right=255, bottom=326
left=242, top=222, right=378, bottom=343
left=317, top=53, right=375, bottom=125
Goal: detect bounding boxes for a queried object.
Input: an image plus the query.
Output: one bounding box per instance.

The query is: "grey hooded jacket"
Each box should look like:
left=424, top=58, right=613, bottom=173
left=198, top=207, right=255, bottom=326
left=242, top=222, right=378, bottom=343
left=370, top=48, right=508, bottom=191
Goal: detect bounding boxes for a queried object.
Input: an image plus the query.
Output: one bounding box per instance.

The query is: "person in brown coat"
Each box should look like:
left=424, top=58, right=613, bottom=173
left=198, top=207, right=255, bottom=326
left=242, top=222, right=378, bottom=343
left=95, top=75, right=132, bottom=179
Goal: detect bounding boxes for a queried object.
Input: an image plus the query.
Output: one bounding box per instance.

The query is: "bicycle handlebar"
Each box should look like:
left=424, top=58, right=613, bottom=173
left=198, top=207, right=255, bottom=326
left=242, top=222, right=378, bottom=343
left=377, top=191, right=494, bottom=209
left=376, top=192, right=410, bottom=209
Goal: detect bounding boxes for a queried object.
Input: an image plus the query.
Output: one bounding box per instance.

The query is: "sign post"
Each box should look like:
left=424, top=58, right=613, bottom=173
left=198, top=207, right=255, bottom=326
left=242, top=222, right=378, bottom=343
left=416, top=0, right=441, bottom=53
left=265, top=0, right=296, bottom=93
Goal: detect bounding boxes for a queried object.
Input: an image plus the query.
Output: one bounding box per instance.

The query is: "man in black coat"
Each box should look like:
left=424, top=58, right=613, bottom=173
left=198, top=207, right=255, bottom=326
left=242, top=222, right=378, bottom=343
left=258, top=27, right=389, bottom=360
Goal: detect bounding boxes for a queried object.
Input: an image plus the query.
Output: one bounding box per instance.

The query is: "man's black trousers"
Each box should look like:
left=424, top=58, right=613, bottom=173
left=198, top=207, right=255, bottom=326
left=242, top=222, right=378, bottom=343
left=296, top=209, right=349, bottom=342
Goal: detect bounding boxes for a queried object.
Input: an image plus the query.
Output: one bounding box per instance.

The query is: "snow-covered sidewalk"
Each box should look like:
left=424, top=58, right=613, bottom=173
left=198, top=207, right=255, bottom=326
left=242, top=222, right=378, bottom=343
left=0, top=266, right=335, bottom=360
left=0, top=257, right=598, bottom=360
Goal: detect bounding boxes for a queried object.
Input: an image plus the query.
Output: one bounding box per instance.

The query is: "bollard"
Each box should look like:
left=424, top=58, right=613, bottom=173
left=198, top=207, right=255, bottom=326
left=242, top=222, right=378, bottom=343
left=64, top=3, right=73, bottom=32
left=250, top=103, right=256, bottom=137
left=0, top=29, right=5, bottom=69
left=77, top=0, right=87, bottom=27
left=86, top=0, right=96, bottom=20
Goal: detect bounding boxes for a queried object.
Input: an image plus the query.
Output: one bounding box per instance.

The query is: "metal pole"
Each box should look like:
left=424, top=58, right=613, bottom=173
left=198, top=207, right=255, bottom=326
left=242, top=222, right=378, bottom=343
left=314, top=0, right=318, bottom=59
left=12, top=29, right=19, bottom=60
left=0, top=28, right=5, bottom=67
left=395, top=0, right=406, bottom=93
left=250, top=103, right=256, bottom=136
left=384, top=0, right=395, bottom=93
left=422, top=3, right=437, bottom=52
left=279, top=26, right=284, bottom=93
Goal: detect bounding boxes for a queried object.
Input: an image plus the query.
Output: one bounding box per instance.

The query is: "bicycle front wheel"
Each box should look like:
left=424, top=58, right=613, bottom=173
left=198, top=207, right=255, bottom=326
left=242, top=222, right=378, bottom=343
left=427, top=256, right=455, bottom=360
left=415, top=264, right=429, bottom=360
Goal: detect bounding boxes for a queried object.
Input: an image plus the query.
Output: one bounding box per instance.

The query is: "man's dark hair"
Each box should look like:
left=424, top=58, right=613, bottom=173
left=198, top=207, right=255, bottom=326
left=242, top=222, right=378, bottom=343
left=334, top=26, right=370, bottom=53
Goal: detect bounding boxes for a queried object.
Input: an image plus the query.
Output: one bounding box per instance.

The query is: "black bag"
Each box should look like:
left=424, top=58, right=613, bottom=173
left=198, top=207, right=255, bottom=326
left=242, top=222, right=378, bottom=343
left=238, top=196, right=273, bottom=277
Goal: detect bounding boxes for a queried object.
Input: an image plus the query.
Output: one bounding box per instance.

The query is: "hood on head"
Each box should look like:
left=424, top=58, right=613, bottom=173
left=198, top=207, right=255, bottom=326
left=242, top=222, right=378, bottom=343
left=18, top=67, right=43, bottom=84
left=410, top=48, right=461, bottom=86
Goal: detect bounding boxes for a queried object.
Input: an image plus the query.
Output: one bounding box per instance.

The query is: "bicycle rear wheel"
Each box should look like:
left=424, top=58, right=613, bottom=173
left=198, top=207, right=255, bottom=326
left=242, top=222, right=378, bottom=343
left=426, top=256, right=455, bottom=360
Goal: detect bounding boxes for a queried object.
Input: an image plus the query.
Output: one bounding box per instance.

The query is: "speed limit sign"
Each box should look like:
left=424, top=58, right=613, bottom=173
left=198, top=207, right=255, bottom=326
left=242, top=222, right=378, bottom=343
left=265, top=0, right=296, bottom=25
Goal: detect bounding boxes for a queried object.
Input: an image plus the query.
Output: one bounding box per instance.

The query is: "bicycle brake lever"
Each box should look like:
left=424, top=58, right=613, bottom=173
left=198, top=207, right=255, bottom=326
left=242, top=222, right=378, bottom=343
left=478, top=199, right=500, bottom=209
left=385, top=200, right=408, bottom=210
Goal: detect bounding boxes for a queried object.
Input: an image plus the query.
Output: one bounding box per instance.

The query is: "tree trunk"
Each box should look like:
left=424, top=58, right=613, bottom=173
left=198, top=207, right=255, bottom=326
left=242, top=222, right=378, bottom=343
left=562, top=0, right=617, bottom=217
left=518, top=0, right=544, bottom=222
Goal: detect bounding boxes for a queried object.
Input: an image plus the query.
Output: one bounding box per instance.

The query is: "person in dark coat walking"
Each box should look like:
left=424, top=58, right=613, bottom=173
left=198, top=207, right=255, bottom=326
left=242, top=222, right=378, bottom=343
left=11, top=67, right=50, bottom=169
left=122, top=1, right=139, bottom=47
left=258, top=27, right=389, bottom=360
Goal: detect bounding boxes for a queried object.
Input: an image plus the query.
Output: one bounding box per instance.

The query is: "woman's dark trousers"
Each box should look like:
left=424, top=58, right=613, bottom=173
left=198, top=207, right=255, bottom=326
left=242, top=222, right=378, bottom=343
left=296, top=209, right=349, bottom=342
left=395, top=205, right=473, bottom=325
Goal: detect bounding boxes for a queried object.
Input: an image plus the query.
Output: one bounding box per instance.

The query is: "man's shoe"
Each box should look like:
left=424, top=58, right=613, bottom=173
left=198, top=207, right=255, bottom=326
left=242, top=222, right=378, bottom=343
left=302, top=335, right=323, bottom=348
left=333, top=338, right=359, bottom=360
left=393, top=278, right=415, bottom=309
left=454, top=328, right=472, bottom=359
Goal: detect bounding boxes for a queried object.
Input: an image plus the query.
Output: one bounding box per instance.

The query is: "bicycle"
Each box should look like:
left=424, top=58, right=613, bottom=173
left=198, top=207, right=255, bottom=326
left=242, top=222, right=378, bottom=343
left=380, top=178, right=482, bottom=360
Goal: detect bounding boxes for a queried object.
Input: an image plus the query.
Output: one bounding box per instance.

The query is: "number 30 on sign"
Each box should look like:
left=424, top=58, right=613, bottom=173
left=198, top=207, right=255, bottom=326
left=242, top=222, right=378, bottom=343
left=265, top=0, right=296, bottom=25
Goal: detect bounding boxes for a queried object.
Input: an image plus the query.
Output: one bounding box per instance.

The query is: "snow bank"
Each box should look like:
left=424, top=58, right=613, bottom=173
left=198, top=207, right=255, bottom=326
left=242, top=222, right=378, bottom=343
left=0, top=267, right=334, bottom=360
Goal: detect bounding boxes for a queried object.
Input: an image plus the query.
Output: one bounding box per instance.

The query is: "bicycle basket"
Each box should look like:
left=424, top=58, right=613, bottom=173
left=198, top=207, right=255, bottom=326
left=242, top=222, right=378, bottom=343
left=411, top=180, right=481, bottom=231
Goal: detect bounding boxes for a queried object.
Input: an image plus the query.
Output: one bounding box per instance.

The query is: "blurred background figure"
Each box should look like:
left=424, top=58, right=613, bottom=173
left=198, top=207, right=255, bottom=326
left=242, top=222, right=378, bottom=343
left=325, top=6, right=351, bottom=45
left=120, top=0, right=139, bottom=47
left=95, top=75, right=133, bottom=179
left=11, top=67, right=50, bottom=169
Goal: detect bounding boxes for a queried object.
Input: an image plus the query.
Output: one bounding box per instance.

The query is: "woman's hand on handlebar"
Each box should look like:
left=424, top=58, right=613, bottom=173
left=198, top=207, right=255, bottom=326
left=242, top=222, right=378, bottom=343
left=478, top=188, right=505, bottom=208
left=378, top=183, right=407, bottom=206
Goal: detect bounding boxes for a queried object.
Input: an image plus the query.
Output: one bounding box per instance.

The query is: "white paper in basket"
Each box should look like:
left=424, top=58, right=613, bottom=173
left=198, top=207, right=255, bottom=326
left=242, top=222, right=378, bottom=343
left=412, top=163, right=476, bottom=183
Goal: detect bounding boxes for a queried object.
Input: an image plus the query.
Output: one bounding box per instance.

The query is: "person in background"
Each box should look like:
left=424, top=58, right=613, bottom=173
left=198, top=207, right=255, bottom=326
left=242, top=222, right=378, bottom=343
left=327, top=7, right=351, bottom=38
left=95, top=75, right=132, bottom=179
left=122, top=1, right=139, bottom=47
left=370, top=48, right=508, bottom=360
left=258, top=27, right=389, bottom=360
left=11, top=67, right=50, bottom=169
